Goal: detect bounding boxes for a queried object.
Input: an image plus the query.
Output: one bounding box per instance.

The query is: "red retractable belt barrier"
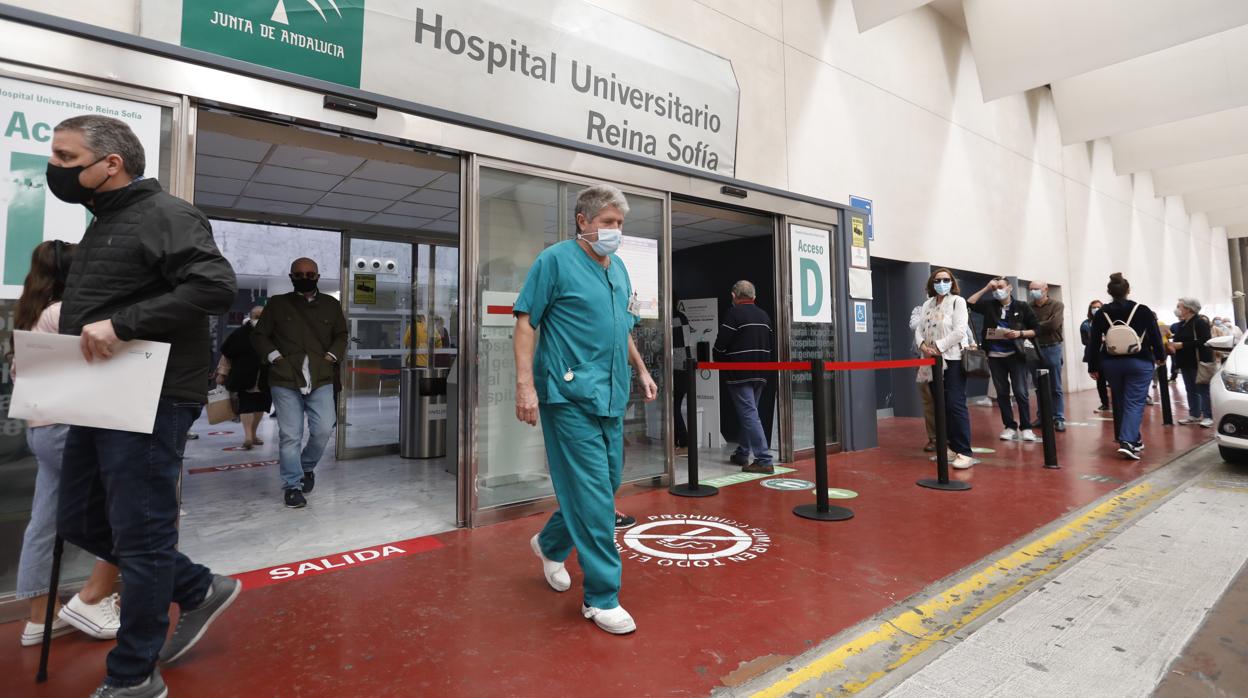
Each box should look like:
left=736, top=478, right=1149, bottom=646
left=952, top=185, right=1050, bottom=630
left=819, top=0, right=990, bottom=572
left=695, top=358, right=935, bottom=372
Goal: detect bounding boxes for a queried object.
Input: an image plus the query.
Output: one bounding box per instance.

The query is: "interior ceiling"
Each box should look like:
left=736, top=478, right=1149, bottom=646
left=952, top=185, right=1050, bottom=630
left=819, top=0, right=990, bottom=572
left=195, top=129, right=460, bottom=235
left=852, top=0, right=1248, bottom=237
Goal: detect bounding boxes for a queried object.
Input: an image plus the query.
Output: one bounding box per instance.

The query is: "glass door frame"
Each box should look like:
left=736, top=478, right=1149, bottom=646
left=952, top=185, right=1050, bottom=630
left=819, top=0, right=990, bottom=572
left=462, top=155, right=674, bottom=527
left=336, top=229, right=460, bottom=462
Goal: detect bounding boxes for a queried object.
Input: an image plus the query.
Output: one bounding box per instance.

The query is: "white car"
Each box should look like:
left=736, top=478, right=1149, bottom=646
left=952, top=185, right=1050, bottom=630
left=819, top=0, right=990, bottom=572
left=1210, top=334, right=1248, bottom=463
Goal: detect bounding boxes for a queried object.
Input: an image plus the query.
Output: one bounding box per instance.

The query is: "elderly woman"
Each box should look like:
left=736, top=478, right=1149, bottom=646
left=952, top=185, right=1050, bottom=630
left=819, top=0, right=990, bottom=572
left=1168, top=297, right=1214, bottom=427
left=915, top=268, right=975, bottom=469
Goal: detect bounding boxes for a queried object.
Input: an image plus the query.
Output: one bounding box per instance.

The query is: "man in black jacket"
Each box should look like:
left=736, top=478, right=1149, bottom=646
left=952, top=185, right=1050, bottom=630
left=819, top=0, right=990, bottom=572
left=49, top=115, right=238, bottom=697
left=968, top=277, right=1041, bottom=443
left=714, top=280, right=775, bottom=473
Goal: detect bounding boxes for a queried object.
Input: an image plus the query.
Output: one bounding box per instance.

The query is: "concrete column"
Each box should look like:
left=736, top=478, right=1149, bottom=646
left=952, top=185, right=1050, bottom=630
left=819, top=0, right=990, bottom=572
left=1231, top=238, right=1247, bottom=330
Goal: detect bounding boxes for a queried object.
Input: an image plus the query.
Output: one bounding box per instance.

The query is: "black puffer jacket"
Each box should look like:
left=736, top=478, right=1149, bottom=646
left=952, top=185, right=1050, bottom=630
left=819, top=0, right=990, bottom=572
left=59, top=179, right=237, bottom=403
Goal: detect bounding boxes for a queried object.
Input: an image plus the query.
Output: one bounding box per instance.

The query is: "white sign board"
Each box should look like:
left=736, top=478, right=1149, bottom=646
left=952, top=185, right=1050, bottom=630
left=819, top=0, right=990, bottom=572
left=854, top=301, right=868, bottom=333
left=789, top=224, right=833, bottom=324
left=0, top=76, right=164, bottom=299
left=616, top=234, right=659, bottom=319
left=678, top=297, right=722, bottom=448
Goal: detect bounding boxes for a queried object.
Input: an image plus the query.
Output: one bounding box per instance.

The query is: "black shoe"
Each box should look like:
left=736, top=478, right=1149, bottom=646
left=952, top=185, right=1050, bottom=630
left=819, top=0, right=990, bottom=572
left=1117, top=443, right=1141, bottom=460
left=614, top=513, right=637, bottom=529
left=301, top=471, right=315, bottom=494
left=742, top=461, right=775, bottom=474
left=1054, top=420, right=1066, bottom=432
left=185, top=432, right=199, bottom=440
left=1095, top=404, right=1110, bottom=413
left=158, top=575, right=241, bottom=664
left=729, top=453, right=750, bottom=466
left=89, top=668, right=167, bottom=697
left=284, top=489, right=307, bottom=508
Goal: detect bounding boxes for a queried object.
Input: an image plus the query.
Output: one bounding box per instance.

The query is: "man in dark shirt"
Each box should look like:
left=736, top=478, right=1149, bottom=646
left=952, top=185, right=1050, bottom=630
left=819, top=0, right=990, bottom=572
left=1028, top=281, right=1067, bottom=431
left=714, top=280, right=775, bottom=473
left=968, top=278, right=1040, bottom=442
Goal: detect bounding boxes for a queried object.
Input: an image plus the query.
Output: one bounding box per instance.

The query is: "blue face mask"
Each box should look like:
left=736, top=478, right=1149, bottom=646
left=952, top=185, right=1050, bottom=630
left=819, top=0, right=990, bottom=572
left=993, top=288, right=1011, bottom=301
left=1029, top=289, right=1043, bottom=300
left=581, top=227, right=622, bottom=256
left=933, top=280, right=952, bottom=296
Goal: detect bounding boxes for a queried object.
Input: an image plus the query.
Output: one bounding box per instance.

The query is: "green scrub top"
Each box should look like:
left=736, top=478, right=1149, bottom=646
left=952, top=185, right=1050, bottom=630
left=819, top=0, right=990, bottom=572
left=514, top=240, right=637, bottom=418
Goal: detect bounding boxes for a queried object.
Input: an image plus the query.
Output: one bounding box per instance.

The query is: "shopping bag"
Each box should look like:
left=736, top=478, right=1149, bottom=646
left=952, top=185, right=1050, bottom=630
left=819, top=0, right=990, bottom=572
left=206, top=386, right=236, bottom=425
left=963, top=346, right=990, bottom=378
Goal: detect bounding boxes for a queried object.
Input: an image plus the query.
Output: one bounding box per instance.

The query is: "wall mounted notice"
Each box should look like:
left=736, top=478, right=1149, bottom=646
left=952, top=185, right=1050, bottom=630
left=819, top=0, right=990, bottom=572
left=0, top=76, right=164, bottom=299
left=790, top=224, right=833, bottom=324
left=168, top=0, right=740, bottom=176
left=850, top=215, right=869, bottom=269
left=353, top=273, right=377, bottom=305
left=616, top=235, right=659, bottom=319
left=849, top=195, right=873, bottom=242
left=854, top=301, right=868, bottom=333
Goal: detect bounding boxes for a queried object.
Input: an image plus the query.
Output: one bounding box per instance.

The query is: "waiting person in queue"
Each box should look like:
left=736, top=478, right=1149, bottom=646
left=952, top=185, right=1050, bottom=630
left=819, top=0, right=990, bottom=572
left=968, top=277, right=1040, bottom=442
left=48, top=114, right=239, bottom=696
left=714, top=280, right=776, bottom=474
left=1080, top=300, right=1111, bottom=413
left=252, top=258, right=348, bottom=509
left=513, top=184, right=657, bottom=635
left=909, top=303, right=938, bottom=452
left=915, top=269, right=975, bottom=469
left=1028, top=281, right=1066, bottom=432
left=11, top=241, right=122, bottom=649
left=1168, top=297, right=1214, bottom=428
left=1085, top=273, right=1166, bottom=460
left=217, top=305, right=271, bottom=449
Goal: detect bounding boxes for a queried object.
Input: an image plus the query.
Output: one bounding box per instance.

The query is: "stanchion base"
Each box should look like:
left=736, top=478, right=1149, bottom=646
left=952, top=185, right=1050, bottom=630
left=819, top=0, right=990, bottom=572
left=917, top=478, right=972, bottom=491
left=669, top=483, right=719, bottom=498
left=1043, top=464, right=1061, bottom=470
left=793, top=504, right=854, bottom=521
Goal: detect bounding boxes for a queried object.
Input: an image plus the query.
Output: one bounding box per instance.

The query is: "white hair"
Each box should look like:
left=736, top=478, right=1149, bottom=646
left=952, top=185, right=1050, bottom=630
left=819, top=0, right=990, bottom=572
left=732, top=280, right=756, bottom=299
left=574, top=184, right=630, bottom=224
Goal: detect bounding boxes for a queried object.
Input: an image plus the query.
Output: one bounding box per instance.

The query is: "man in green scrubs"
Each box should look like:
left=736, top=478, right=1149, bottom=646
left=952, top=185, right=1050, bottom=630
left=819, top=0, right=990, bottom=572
left=514, top=183, right=657, bottom=635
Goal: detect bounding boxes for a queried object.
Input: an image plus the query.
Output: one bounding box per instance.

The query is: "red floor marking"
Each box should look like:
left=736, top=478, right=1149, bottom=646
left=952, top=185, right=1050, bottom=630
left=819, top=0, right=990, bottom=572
left=187, top=460, right=277, bottom=475
left=221, top=445, right=251, bottom=452
left=232, top=535, right=445, bottom=591
left=206, top=431, right=234, bottom=436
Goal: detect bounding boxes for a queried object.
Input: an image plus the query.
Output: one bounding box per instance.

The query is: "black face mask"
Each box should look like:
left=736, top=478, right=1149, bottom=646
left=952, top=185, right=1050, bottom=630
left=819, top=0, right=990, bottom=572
left=291, top=277, right=319, bottom=294
left=45, top=157, right=111, bottom=204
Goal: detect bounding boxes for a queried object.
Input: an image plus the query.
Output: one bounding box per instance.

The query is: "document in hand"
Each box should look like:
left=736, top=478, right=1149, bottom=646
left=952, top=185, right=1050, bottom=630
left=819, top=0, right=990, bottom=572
left=8, top=330, right=171, bottom=434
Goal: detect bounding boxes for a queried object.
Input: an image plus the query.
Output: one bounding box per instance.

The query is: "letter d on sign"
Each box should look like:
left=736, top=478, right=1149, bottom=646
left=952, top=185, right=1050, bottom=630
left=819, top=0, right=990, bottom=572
left=800, top=258, right=823, bottom=318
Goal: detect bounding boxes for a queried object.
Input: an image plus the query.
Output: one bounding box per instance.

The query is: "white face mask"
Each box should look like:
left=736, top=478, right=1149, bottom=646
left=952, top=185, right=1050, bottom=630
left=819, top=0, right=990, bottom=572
left=933, top=280, right=952, bottom=296
left=580, top=227, right=622, bottom=256
left=993, top=288, right=1011, bottom=301
left=1029, top=289, right=1043, bottom=300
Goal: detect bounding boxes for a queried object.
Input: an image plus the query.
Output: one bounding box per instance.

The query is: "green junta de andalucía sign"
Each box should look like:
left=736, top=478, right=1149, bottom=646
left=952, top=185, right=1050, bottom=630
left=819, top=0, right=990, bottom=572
left=181, top=0, right=367, bottom=87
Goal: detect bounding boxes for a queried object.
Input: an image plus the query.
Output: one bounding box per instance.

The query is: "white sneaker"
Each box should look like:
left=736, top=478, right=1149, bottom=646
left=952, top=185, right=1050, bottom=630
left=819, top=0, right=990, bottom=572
left=20, top=615, right=74, bottom=647
left=1200, top=418, right=1214, bottom=428
left=530, top=534, right=570, bottom=592
left=1020, top=429, right=1038, bottom=442
left=59, top=593, right=121, bottom=640
left=975, top=397, right=993, bottom=407
left=582, top=604, right=637, bottom=634
left=1178, top=417, right=1199, bottom=425
left=951, top=454, right=975, bottom=470
left=999, top=428, right=1017, bottom=441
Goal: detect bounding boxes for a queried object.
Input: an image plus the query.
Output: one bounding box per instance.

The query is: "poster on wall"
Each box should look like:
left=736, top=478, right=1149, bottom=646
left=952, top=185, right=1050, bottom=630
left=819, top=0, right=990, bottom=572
left=616, top=235, right=659, bottom=320
left=850, top=215, right=869, bottom=269
left=789, top=224, right=833, bottom=324
left=849, top=195, right=873, bottom=242
left=0, top=76, right=164, bottom=299
left=353, top=273, right=377, bottom=305
left=677, top=297, right=722, bottom=448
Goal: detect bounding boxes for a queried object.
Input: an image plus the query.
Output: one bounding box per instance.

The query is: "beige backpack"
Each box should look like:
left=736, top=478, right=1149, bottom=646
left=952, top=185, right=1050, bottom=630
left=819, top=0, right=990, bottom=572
left=1104, top=303, right=1142, bottom=356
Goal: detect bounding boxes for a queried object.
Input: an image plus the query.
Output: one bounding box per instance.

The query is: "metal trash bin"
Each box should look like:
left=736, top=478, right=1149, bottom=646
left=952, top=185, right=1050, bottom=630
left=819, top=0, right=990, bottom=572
left=400, top=367, right=448, bottom=459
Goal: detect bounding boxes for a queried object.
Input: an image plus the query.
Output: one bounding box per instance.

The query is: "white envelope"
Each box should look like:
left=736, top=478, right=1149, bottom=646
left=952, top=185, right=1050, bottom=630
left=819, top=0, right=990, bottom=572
left=8, top=331, right=171, bottom=434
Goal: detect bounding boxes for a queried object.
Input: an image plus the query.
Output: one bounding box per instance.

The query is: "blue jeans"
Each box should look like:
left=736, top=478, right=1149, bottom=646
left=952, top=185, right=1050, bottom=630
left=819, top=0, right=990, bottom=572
left=989, top=353, right=1033, bottom=429
left=1179, top=365, right=1212, bottom=419
left=728, top=381, right=772, bottom=465
left=16, top=424, right=71, bottom=599
left=1037, top=343, right=1065, bottom=421
left=1102, top=357, right=1154, bottom=445
left=58, top=399, right=213, bottom=687
left=271, top=384, right=336, bottom=491
left=932, top=360, right=972, bottom=456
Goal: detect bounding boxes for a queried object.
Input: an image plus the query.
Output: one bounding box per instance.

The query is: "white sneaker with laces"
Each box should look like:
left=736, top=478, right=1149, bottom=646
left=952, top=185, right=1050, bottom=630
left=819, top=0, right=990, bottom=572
left=951, top=454, right=975, bottom=469
left=999, top=428, right=1017, bottom=441
left=1020, top=429, right=1039, bottom=442
left=1200, top=418, right=1214, bottom=428
left=20, top=615, right=74, bottom=647
left=530, top=534, right=570, bottom=592
left=59, top=593, right=121, bottom=640
left=582, top=604, right=637, bottom=634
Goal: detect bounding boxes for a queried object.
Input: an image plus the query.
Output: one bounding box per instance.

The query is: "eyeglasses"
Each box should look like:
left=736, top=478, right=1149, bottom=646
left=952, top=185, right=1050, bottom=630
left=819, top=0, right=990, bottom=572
left=291, top=272, right=319, bottom=280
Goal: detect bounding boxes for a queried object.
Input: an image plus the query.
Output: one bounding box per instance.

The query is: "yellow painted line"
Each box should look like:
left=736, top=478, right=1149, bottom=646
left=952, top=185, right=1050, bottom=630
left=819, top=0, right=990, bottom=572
left=750, top=483, right=1167, bottom=698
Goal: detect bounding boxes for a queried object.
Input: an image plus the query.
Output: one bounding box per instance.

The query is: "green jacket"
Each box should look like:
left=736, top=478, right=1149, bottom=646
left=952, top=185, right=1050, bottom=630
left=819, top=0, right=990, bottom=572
left=252, top=292, right=349, bottom=391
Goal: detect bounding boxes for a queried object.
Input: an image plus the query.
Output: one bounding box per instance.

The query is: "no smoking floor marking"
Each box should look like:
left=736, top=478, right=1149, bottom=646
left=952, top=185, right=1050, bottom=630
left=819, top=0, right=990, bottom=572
left=620, top=517, right=771, bottom=567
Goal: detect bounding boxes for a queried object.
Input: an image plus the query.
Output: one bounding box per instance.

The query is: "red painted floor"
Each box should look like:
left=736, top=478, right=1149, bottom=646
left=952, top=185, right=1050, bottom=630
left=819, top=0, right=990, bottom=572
left=4, top=387, right=1213, bottom=696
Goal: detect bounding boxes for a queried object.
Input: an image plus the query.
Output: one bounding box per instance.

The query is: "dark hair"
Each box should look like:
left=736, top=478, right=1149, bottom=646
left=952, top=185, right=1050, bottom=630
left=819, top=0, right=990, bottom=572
left=925, top=267, right=960, bottom=298
left=1107, top=273, right=1130, bottom=300
left=15, top=241, right=75, bottom=332
left=54, top=115, right=146, bottom=177
left=1087, top=299, right=1103, bottom=320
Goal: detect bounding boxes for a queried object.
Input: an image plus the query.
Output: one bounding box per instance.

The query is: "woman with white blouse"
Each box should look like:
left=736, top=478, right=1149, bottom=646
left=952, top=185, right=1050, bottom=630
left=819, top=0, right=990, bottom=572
left=915, top=268, right=976, bottom=469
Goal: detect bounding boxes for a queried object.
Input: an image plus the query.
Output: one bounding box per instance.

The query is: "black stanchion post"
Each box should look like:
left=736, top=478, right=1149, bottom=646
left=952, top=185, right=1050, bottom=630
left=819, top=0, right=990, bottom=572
left=918, top=356, right=972, bottom=491
left=36, top=534, right=64, bottom=682
left=1036, top=369, right=1060, bottom=469
left=670, top=356, right=718, bottom=498
left=1157, top=365, right=1173, bottom=426
left=795, top=358, right=854, bottom=521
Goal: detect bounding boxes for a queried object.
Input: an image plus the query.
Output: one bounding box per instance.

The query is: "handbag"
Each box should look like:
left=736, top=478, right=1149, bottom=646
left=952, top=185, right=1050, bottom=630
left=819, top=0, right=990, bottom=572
left=963, top=346, right=990, bottom=378
left=206, top=386, right=236, bottom=425
left=1197, top=360, right=1218, bottom=385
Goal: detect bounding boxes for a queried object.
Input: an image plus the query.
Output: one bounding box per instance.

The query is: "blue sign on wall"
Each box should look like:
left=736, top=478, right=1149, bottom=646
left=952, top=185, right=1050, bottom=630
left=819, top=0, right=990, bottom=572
left=849, top=195, right=873, bottom=242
